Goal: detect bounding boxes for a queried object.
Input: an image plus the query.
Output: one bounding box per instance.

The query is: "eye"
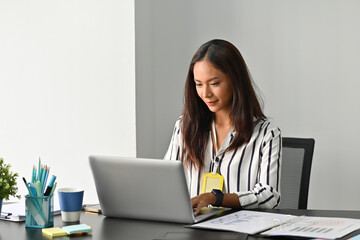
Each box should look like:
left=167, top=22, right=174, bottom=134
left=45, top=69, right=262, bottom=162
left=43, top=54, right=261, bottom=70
left=210, top=82, right=219, bottom=86
left=195, top=83, right=202, bottom=87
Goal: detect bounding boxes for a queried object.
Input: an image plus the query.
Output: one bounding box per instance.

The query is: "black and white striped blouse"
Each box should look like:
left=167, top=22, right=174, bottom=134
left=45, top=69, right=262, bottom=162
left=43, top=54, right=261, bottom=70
left=164, top=117, right=282, bottom=209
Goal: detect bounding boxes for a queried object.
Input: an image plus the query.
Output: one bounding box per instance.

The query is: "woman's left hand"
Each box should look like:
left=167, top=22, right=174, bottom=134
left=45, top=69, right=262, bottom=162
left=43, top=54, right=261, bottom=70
left=190, top=193, right=216, bottom=216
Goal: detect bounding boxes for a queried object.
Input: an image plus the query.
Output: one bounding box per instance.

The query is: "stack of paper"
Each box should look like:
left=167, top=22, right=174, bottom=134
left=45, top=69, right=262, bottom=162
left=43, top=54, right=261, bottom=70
left=191, top=210, right=360, bottom=239
left=261, top=215, right=360, bottom=239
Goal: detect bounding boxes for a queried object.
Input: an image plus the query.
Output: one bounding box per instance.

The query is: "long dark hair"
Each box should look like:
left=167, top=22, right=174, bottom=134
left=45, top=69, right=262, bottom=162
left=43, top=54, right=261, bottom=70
left=182, top=39, right=266, bottom=170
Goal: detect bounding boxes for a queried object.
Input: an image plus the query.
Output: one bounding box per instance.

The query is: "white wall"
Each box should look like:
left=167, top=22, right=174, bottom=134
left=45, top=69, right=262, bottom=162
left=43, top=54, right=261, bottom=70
left=135, top=0, right=360, bottom=210
left=0, top=0, right=136, bottom=204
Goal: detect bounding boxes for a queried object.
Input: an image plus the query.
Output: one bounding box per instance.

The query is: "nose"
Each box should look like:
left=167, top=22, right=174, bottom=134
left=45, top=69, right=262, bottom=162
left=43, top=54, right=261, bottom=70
left=202, top=85, right=212, bottom=99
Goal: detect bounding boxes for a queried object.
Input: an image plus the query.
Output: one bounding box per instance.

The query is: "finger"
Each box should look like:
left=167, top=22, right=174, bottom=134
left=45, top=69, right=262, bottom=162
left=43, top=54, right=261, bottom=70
left=191, top=201, right=198, bottom=210
left=191, top=197, right=199, bottom=208
left=193, top=207, right=200, bottom=216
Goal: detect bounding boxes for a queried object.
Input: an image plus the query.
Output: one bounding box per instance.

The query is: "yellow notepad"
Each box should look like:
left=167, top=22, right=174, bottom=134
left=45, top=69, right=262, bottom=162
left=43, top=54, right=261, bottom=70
left=42, top=227, right=67, bottom=237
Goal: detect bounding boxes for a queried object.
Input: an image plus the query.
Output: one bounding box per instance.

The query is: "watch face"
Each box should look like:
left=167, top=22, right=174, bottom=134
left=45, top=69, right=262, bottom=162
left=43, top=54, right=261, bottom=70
left=212, top=189, right=223, bottom=195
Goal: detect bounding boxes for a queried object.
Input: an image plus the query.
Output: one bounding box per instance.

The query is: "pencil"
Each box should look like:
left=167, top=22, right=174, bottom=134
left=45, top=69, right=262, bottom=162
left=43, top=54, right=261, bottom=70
left=37, top=158, right=41, bottom=181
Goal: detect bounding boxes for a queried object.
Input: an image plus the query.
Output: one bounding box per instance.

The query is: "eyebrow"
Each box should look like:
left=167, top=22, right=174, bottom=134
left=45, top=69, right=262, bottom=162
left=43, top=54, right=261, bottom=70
left=194, top=77, right=219, bottom=83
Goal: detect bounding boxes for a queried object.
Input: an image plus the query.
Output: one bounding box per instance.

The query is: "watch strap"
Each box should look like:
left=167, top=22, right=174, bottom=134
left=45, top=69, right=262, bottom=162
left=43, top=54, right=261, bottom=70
left=211, top=189, right=224, bottom=207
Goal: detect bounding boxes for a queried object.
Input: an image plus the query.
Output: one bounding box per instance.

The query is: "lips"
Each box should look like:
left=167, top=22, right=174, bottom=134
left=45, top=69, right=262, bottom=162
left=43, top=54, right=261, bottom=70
left=206, top=100, right=217, bottom=106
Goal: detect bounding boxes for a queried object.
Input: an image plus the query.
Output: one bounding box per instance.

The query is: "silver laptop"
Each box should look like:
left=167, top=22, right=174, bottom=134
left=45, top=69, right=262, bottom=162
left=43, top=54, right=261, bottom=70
left=89, top=155, right=226, bottom=223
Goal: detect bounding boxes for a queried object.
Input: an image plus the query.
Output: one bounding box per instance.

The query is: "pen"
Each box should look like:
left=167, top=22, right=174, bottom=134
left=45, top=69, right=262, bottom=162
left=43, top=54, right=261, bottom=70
left=0, top=212, right=11, bottom=219
left=40, top=165, right=48, bottom=194
left=44, top=175, right=57, bottom=196
left=34, top=180, right=43, bottom=206
left=42, top=166, right=49, bottom=194
left=1, top=211, right=12, bottom=216
left=23, top=177, right=34, bottom=197
left=49, top=182, right=57, bottom=196
left=35, top=181, right=42, bottom=197
left=29, top=184, right=37, bottom=197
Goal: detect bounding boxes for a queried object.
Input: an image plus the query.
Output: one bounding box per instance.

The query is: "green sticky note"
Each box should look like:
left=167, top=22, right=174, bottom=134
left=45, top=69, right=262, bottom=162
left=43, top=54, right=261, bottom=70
left=62, top=224, right=92, bottom=235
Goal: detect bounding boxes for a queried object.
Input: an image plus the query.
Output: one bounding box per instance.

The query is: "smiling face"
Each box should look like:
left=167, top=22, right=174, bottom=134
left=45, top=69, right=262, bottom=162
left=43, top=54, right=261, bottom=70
left=193, top=60, right=233, bottom=116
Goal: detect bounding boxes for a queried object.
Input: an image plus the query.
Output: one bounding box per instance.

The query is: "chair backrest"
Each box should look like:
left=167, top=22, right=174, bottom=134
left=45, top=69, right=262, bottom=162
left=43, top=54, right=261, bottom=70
left=278, top=137, right=315, bottom=209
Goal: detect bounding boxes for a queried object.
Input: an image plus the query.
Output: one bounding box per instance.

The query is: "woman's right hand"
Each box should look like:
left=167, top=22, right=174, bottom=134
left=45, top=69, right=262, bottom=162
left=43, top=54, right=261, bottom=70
left=190, top=193, right=216, bottom=216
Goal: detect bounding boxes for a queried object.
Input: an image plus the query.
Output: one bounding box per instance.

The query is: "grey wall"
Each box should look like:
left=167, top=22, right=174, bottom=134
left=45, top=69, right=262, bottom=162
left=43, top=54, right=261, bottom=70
left=136, top=0, right=194, bottom=158
left=136, top=0, right=360, bottom=210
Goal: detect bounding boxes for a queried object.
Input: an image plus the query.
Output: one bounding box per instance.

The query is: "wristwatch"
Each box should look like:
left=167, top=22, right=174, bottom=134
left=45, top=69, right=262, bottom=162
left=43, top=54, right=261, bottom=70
left=211, top=189, right=224, bottom=207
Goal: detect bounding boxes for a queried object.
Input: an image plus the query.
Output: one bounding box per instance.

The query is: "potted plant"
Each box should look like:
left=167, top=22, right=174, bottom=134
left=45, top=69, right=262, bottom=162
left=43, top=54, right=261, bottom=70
left=0, top=157, right=21, bottom=213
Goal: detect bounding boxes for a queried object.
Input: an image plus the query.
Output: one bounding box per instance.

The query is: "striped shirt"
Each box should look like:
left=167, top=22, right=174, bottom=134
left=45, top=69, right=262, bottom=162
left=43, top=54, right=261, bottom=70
left=164, top=117, right=282, bottom=209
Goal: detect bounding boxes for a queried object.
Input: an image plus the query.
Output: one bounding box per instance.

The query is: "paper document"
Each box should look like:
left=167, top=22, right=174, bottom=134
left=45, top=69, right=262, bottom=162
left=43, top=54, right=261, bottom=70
left=191, top=210, right=293, bottom=234
left=190, top=210, right=360, bottom=239
left=261, top=215, right=360, bottom=239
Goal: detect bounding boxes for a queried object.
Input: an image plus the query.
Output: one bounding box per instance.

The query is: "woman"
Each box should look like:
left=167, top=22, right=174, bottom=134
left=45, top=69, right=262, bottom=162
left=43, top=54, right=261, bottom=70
left=165, top=39, right=281, bottom=215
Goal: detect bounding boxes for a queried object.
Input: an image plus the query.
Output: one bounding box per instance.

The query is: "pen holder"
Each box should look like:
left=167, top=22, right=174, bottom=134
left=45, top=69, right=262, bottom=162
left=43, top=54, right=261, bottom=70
left=25, top=194, right=54, bottom=228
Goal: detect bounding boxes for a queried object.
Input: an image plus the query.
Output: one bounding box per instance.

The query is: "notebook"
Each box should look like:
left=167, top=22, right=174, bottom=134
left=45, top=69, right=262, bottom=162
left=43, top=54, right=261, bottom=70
left=88, top=156, right=226, bottom=223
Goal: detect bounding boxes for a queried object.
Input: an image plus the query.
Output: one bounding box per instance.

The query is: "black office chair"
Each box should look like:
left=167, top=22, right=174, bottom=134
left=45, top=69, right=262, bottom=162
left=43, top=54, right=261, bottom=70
left=278, top=137, right=315, bottom=209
